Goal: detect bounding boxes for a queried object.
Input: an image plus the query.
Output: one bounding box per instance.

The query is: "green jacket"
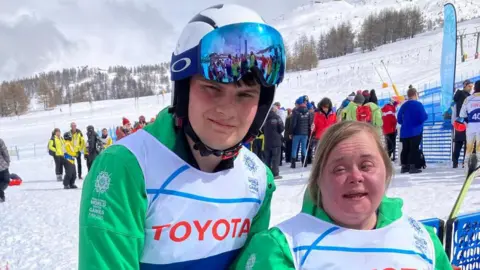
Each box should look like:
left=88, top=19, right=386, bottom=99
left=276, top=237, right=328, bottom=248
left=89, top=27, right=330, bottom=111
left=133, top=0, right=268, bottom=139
left=78, top=108, right=276, bottom=270
left=233, top=192, right=452, bottom=270
left=341, top=102, right=383, bottom=128
left=341, top=101, right=358, bottom=121
left=366, top=102, right=383, bottom=128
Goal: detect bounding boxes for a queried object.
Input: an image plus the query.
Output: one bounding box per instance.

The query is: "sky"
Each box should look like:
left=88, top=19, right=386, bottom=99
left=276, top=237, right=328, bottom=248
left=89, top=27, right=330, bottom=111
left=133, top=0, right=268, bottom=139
left=0, top=0, right=309, bottom=81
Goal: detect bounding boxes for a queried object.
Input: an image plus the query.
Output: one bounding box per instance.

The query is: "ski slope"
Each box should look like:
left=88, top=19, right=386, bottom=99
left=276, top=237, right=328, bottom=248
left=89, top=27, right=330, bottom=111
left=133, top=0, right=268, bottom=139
left=276, top=17, right=480, bottom=108
left=273, top=0, right=480, bottom=47
left=2, top=19, right=480, bottom=150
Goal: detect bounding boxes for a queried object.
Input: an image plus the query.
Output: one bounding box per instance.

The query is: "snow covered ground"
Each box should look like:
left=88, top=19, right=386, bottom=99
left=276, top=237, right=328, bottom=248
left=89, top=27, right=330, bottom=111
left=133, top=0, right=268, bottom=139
left=1, top=159, right=479, bottom=269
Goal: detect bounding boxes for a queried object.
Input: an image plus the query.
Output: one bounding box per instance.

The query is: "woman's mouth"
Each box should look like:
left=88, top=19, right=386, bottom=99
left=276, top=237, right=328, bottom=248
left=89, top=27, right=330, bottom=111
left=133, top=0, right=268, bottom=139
left=343, top=192, right=368, bottom=200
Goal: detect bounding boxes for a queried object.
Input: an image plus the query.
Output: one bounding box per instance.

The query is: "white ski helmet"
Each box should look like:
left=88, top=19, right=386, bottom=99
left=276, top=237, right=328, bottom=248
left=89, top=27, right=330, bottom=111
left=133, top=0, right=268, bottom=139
left=169, top=3, right=285, bottom=159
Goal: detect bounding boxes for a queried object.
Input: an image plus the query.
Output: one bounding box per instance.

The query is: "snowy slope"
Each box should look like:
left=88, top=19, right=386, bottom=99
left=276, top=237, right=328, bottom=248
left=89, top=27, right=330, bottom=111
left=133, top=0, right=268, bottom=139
left=273, top=0, right=480, bottom=48
left=1, top=19, right=480, bottom=151
left=275, top=18, right=480, bottom=108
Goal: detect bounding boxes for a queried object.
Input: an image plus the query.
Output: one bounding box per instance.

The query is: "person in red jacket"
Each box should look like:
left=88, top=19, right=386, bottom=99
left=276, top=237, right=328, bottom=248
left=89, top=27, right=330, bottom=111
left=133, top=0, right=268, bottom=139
left=382, top=98, right=398, bottom=161
left=116, top=117, right=132, bottom=141
left=312, top=97, right=337, bottom=143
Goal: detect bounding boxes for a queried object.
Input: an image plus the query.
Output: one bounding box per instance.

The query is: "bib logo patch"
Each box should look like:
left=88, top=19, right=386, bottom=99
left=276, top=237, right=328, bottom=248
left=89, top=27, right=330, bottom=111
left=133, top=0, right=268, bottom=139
left=414, top=234, right=428, bottom=256
left=244, top=155, right=258, bottom=173
left=95, top=171, right=111, bottom=194
left=248, top=178, right=259, bottom=194
left=407, top=217, right=423, bottom=235
left=245, top=254, right=256, bottom=270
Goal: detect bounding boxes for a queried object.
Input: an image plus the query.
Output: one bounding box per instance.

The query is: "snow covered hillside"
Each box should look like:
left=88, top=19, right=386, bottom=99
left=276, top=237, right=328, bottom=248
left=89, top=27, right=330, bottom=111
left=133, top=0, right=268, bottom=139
left=2, top=19, right=480, bottom=151
left=275, top=17, right=480, bottom=108
left=273, top=0, right=480, bottom=47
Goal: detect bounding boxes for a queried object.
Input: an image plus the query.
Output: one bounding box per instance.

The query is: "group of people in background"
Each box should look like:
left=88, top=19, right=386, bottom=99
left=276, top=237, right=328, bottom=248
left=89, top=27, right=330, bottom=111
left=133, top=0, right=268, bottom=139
left=250, top=86, right=430, bottom=179
left=48, top=122, right=112, bottom=189
left=47, top=115, right=156, bottom=189
left=451, top=80, right=480, bottom=173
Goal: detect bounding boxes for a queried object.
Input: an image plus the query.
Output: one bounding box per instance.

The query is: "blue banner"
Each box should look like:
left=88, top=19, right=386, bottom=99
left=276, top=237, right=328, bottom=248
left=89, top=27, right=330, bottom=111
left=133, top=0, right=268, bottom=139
left=440, top=3, right=457, bottom=113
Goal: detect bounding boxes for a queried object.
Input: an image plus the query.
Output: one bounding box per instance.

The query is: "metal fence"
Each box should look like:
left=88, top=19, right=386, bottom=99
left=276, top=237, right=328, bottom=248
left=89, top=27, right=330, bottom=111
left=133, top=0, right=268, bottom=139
left=8, top=126, right=119, bottom=160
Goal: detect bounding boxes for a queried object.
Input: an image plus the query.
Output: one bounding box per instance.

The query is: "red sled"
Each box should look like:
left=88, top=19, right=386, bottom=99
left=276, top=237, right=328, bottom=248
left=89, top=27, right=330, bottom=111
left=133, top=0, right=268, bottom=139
left=9, top=179, right=22, bottom=186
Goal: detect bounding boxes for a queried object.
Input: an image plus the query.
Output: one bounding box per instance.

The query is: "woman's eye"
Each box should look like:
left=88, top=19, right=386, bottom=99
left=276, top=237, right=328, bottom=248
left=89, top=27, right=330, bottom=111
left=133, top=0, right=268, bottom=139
left=361, top=162, right=374, bottom=170
left=333, top=167, right=345, bottom=173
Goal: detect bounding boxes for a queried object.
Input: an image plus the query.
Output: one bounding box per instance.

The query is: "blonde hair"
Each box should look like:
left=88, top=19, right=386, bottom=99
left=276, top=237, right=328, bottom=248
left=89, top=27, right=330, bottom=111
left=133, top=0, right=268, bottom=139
left=308, top=121, right=393, bottom=207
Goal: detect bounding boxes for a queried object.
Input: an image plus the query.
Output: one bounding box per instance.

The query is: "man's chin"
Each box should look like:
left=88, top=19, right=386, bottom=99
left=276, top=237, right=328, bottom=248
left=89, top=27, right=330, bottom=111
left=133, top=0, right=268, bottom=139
left=202, top=138, right=241, bottom=151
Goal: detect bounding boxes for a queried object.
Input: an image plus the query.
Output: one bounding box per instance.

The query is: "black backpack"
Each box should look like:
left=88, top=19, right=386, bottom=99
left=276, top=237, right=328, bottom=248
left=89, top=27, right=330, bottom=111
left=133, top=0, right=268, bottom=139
left=48, top=137, right=56, bottom=156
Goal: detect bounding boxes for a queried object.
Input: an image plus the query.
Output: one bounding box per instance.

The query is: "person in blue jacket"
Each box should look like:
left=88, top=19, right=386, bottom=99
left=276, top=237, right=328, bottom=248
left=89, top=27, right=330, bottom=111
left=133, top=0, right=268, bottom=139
left=397, top=87, right=428, bottom=174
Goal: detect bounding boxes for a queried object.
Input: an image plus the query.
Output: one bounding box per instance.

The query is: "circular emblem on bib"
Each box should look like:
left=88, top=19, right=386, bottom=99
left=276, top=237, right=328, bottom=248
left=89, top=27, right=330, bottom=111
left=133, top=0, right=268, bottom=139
left=95, top=171, right=111, bottom=194
left=171, top=57, right=192, bottom=73
left=245, top=254, right=256, bottom=270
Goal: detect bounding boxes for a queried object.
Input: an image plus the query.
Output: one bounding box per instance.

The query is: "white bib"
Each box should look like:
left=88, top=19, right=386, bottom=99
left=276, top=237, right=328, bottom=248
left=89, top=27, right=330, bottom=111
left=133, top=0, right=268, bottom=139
left=117, top=129, right=267, bottom=269
left=276, top=213, right=435, bottom=270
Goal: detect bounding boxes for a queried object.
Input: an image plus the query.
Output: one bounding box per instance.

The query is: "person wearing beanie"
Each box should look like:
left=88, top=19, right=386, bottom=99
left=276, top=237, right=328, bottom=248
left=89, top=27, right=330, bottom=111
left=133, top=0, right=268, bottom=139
left=122, top=117, right=131, bottom=127
left=452, top=80, right=474, bottom=168
left=362, top=90, right=371, bottom=105
left=116, top=117, right=132, bottom=141
left=347, top=92, right=355, bottom=101
left=459, top=80, right=480, bottom=174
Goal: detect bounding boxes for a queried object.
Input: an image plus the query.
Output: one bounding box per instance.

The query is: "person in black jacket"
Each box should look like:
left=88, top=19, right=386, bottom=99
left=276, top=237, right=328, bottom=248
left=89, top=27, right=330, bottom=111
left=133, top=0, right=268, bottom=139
left=85, top=125, right=104, bottom=171
left=452, top=80, right=474, bottom=168
left=290, top=96, right=313, bottom=168
left=284, top=108, right=293, bottom=163
left=263, top=106, right=285, bottom=179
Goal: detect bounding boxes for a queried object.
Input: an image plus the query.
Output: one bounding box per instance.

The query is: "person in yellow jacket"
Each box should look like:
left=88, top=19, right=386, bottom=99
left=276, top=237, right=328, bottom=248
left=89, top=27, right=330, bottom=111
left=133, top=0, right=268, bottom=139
left=63, top=132, right=79, bottom=189
left=99, top=128, right=113, bottom=148
left=70, top=122, right=85, bottom=179
left=48, top=128, right=66, bottom=182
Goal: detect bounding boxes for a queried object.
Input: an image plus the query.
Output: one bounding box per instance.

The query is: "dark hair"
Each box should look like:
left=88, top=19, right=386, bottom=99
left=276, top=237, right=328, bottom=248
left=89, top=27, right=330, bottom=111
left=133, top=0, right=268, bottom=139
left=407, top=88, right=417, bottom=98
left=475, top=81, right=480, bottom=93
left=52, top=128, right=60, bottom=136
left=234, top=72, right=259, bottom=88
left=369, top=89, right=378, bottom=105
left=318, top=97, right=333, bottom=110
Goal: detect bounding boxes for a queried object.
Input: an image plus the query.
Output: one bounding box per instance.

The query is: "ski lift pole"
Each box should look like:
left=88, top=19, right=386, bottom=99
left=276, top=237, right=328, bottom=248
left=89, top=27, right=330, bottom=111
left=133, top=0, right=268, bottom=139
left=372, top=63, right=388, bottom=88
left=381, top=60, right=402, bottom=99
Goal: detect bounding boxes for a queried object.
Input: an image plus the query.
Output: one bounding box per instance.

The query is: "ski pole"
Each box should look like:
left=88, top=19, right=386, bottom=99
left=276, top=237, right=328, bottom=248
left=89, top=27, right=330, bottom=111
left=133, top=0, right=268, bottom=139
left=302, top=132, right=315, bottom=168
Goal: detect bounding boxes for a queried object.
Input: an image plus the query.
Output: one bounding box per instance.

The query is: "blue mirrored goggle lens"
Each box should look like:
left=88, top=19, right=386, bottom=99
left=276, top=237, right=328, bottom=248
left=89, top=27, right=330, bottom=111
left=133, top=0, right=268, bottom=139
left=200, top=23, right=285, bottom=87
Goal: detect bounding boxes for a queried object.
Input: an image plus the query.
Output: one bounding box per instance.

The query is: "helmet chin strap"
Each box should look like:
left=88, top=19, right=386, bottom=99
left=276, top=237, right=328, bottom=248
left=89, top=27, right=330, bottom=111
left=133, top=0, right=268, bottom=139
left=183, top=120, right=243, bottom=160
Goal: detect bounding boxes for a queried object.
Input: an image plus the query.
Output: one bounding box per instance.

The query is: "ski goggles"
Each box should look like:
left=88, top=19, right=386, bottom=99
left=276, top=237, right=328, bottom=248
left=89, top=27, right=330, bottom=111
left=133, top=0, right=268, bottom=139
left=171, top=22, right=286, bottom=87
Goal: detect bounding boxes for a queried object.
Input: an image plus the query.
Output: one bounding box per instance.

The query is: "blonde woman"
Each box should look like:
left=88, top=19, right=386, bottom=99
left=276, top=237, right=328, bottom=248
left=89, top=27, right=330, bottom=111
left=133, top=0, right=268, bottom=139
left=234, top=121, right=451, bottom=270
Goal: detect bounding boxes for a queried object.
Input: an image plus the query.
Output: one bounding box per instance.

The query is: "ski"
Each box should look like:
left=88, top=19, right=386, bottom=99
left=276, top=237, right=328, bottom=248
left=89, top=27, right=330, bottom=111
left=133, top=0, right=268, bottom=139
left=449, top=155, right=480, bottom=220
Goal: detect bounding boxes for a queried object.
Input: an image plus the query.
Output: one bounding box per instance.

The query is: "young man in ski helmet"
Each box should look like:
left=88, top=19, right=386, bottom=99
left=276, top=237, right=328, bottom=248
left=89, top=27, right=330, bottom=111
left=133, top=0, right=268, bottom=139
left=79, top=4, right=286, bottom=269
